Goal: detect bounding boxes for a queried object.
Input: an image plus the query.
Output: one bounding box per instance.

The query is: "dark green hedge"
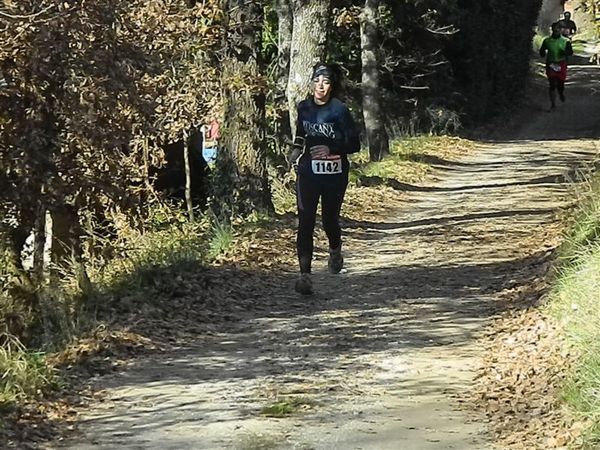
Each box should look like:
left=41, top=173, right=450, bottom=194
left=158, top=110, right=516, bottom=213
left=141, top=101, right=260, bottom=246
left=445, top=0, right=543, bottom=121
left=322, top=0, right=543, bottom=129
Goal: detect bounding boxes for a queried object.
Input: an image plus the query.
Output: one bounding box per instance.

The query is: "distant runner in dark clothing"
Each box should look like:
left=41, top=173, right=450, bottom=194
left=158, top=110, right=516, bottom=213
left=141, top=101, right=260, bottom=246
left=289, top=62, right=361, bottom=295
left=540, top=22, right=573, bottom=110
left=558, top=11, right=577, bottom=38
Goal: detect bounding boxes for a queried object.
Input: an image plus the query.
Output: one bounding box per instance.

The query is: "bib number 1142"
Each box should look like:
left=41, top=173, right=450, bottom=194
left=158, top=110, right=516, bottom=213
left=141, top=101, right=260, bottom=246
left=312, top=157, right=342, bottom=175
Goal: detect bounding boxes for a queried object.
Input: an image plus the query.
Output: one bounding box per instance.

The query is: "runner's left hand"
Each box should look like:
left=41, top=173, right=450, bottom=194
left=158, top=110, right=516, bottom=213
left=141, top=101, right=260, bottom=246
left=310, top=145, right=330, bottom=159
left=287, top=147, right=302, bottom=171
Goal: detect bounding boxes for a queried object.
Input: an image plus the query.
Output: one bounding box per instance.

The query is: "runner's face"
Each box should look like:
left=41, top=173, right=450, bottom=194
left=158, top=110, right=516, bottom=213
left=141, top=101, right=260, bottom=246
left=312, top=75, right=332, bottom=104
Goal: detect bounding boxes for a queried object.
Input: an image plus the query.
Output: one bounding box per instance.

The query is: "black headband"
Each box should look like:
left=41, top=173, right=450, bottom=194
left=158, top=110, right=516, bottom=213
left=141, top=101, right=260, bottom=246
left=311, top=64, right=335, bottom=82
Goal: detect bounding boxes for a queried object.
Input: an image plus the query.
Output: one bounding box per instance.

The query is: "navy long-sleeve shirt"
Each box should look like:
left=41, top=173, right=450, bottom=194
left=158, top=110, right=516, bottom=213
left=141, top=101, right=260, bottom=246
left=295, top=97, right=360, bottom=178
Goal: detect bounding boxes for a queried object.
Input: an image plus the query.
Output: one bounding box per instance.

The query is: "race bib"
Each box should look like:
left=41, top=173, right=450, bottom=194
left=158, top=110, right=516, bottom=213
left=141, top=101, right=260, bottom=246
left=549, top=63, right=562, bottom=72
left=311, top=155, right=342, bottom=175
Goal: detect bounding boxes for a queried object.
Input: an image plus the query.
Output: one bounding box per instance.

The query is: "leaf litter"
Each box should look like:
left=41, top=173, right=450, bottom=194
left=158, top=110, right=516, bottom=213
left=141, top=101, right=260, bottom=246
left=5, top=136, right=577, bottom=449
left=466, top=226, right=585, bottom=449
left=1, top=173, right=413, bottom=448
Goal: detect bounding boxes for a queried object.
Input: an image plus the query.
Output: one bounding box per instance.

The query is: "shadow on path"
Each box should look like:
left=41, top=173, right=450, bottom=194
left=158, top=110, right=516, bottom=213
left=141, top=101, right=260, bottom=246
left=55, top=64, right=600, bottom=450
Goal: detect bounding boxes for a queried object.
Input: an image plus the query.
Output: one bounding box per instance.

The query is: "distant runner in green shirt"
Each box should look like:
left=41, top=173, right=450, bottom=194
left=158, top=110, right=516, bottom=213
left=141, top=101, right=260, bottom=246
left=539, top=22, right=573, bottom=111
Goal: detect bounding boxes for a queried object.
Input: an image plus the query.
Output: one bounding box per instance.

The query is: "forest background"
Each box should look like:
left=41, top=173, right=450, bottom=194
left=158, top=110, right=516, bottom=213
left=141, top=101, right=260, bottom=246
left=1, top=0, right=599, bottom=445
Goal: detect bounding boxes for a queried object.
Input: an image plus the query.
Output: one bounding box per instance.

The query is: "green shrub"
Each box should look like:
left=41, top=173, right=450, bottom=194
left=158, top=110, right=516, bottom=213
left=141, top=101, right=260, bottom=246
left=547, top=174, right=600, bottom=446
left=0, top=335, right=57, bottom=410
left=208, top=219, right=234, bottom=260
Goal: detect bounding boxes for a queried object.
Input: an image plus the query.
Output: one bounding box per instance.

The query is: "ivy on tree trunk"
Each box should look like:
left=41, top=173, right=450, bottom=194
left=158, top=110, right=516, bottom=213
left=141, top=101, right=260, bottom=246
left=277, top=0, right=293, bottom=91
left=286, top=0, right=331, bottom=137
left=361, top=0, right=389, bottom=162
left=214, top=0, right=273, bottom=217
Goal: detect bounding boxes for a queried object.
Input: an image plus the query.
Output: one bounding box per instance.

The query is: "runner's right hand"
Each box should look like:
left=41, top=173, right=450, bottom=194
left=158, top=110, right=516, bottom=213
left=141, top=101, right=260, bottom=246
left=310, top=145, right=330, bottom=159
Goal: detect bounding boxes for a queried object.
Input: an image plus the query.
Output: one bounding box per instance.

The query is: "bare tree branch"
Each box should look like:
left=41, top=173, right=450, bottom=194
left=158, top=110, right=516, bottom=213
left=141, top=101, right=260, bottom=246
left=400, top=85, right=430, bottom=90
left=426, top=25, right=458, bottom=35
left=0, top=5, right=56, bottom=20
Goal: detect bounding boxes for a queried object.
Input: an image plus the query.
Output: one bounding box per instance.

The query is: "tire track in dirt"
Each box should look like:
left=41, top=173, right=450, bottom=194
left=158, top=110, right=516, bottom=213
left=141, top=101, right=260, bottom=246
left=54, top=67, right=600, bottom=450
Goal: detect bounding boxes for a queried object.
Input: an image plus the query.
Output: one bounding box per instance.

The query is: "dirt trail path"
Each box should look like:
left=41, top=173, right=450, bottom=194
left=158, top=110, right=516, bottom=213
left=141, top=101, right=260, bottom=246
left=55, top=67, right=600, bottom=450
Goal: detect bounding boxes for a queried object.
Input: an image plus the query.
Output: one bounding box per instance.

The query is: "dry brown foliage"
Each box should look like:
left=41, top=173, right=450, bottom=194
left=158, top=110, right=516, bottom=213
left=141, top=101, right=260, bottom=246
left=0, top=0, right=223, bottom=319
left=468, top=247, right=585, bottom=449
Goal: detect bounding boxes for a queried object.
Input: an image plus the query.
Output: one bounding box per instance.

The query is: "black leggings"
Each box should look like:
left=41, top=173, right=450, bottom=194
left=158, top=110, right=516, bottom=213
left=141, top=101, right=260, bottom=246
left=296, top=172, right=348, bottom=273
left=549, top=77, right=565, bottom=97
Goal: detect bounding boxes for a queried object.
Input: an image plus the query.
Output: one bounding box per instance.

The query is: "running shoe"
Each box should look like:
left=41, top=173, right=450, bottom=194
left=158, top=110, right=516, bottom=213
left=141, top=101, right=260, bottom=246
left=294, top=273, right=313, bottom=295
left=328, top=245, right=344, bottom=274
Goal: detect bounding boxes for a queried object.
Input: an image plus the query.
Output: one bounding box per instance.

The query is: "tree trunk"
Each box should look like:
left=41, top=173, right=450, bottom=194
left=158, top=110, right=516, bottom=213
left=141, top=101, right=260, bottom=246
left=183, top=129, right=194, bottom=221
left=217, top=0, right=273, bottom=216
left=287, top=0, right=331, bottom=136
left=275, top=0, right=293, bottom=164
left=538, top=0, right=564, bottom=32
left=277, top=0, right=293, bottom=90
left=2, top=229, right=37, bottom=312
left=50, top=204, right=93, bottom=300
left=32, top=198, right=46, bottom=288
left=361, top=0, right=389, bottom=162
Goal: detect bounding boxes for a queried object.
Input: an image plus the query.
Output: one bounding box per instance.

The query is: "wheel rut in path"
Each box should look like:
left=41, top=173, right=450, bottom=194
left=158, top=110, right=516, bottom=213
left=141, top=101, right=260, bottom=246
left=55, top=67, right=600, bottom=449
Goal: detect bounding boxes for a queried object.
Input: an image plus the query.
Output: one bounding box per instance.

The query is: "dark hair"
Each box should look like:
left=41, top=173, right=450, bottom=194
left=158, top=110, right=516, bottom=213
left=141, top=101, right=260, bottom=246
left=310, top=62, right=344, bottom=98
left=311, top=63, right=336, bottom=83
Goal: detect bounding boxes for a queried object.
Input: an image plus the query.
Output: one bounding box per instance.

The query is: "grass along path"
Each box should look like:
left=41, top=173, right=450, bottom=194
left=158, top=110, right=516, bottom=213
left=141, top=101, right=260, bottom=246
left=469, top=66, right=600, bottom=449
